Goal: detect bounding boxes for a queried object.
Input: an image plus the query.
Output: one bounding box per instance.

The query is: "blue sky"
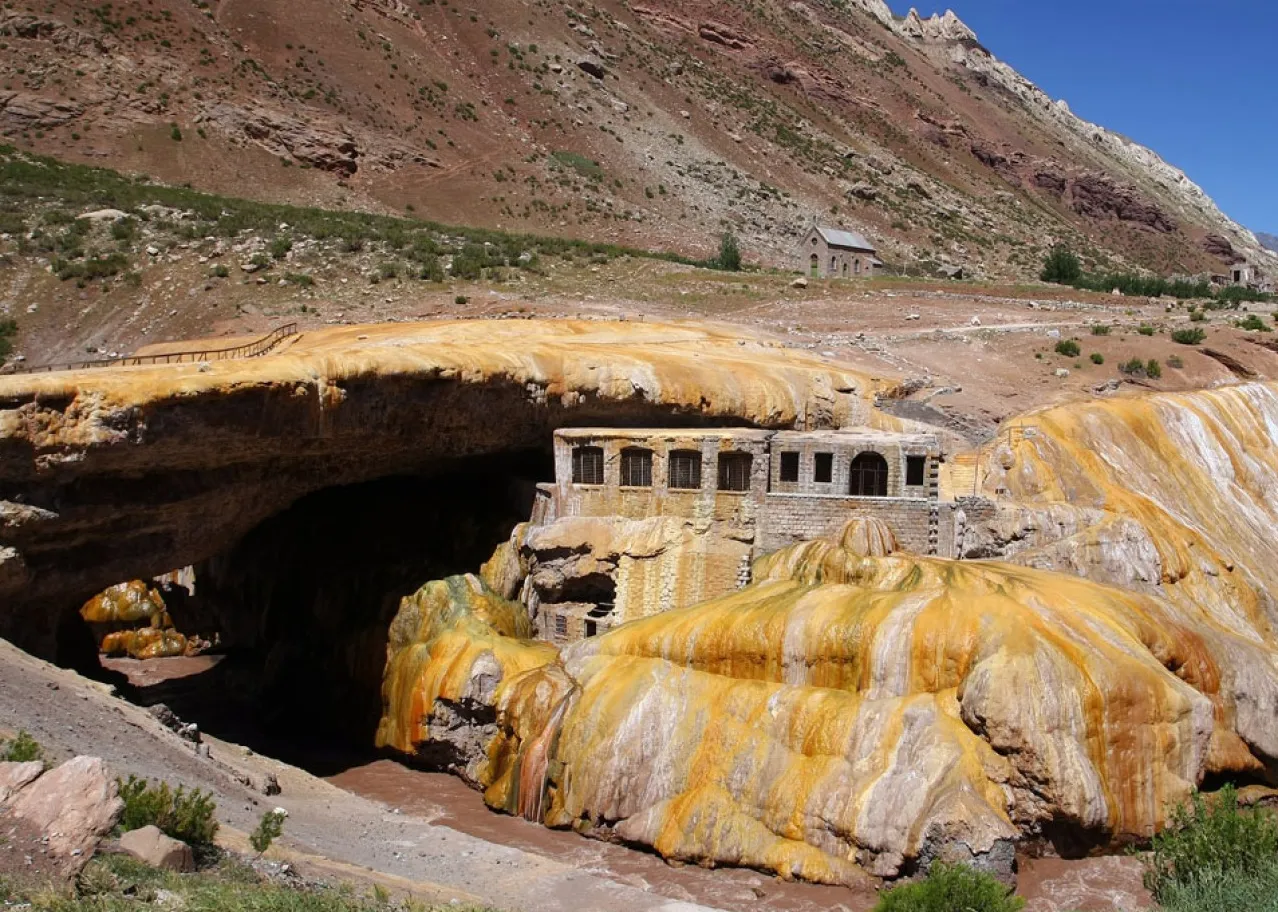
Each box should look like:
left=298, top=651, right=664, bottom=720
left=890, top=2, right=1276, bottom=235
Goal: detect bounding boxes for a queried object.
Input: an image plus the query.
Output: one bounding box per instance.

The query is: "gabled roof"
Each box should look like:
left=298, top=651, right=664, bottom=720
left=813, top=225, right=876, bottom=252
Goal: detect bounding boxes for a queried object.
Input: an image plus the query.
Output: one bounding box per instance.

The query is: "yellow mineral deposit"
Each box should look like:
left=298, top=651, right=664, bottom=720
left=80, top=581, right=190, bottom=659
left=378, top=382, right=1278, bottom=888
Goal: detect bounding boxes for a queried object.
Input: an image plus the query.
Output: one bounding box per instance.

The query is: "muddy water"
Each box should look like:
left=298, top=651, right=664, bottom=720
left=330, top=759, right=877, bottom=912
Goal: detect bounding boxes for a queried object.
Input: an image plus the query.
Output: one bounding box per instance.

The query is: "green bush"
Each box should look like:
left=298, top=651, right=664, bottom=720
left=1172, top=327, right=1206, bottom=345
left=1137, top=324, right=1156, bottom=336
left=1, top=730, right=43, bottom=763
left=1189, top=309, right=1207, bottom=322
left=283, top=272, right=313, bottom=287
left=1145, top=786, right=1278, bottom=905
left=454, top=295, right=469, bottom=306
left=715, top=232, right=742, bottom=272
left=874, top=863, right=1024, bottom=912
left=1120, top=357, right=1147, bottom=376
left=269, top=237, right=293, bottom=260
left=250, top=809, right=286, bottom=855
left=110, top=217, right=137, bottom=241
left=117, top=775, right=219, bottom=846
left=1237, top=314, right=1271, bottom=332
left=210, top=263, right=229, bottom=278
left=1090, top=352, right=1104, bottom=365
left=0, top=318, right=16, bottom=368
left=1147, top=359, right=1162, bottom=379
left=1090, top=324, right=1111, bottom=335
left=1040, top=246, right=1080, bottom=285
left=170, top=124, right=183, bottom=142
left=1054, top=339, right=1080, bottom=357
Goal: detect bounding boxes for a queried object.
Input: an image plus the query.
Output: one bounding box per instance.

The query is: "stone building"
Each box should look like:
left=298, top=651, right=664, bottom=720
left=526, top=426, right=940, bottom=641
left=1231, top=262, right=1256, bottom=287
left=801, top=226, right=882, bottom=279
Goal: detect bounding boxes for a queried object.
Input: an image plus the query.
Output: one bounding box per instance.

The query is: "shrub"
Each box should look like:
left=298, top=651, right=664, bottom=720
left=454, top=295, right=469, bottom=306
left=0, top=318, right=16, bottom=368
left=1237, top=314, right=1271, bottom=332
left=1172, top=327, right=1206, bottom=345
left=283, top=272, right=313, bottom=287
left=1137, top=324, right=1156, bottom=336
left=1039, top=246, right=1080, bottom=285
left=715, top=232, right=742, bottom=272
left=1054, top=339, right=1080, bottom=357
left=1189, top=309, right=1207, bottom=322
left=1144, top=785, right=1278, bottom=904
left=1090, top=324, right=1111, bottom=335
left=210, top=263, right=229, bottom=278
left=117, top=776, right=219, bottom=846
left=250, top=808, right=286, bottom=855
left=1147, top=359, right=1162, bottom=379
left=269, top=237, right=293, bottom=260
left=1120, top=357, right=1147, bottom=376
left=110, top=217, right=137, bottom=241
left=1168, top=354, right=1184, bottom=369
left=1, top=730, right=43, bottom=763
left=170, top=124, right=183, bottom=142
left=874, top=863, right=1024, bottom=912
left=1090, top=352, right=1104, bottom=365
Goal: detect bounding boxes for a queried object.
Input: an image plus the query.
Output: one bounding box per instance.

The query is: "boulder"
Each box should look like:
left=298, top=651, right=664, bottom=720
left=6, top=756, right=122, bottom=858
left=790, top=276, right=808, bottom=288
left=119, top=825, right=195, bottom=872
left=0, top=760, right=44, bottom=804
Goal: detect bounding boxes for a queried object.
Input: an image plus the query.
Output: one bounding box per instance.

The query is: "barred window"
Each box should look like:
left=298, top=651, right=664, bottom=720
left=620, top=448, right=653, bottom=487
left=850, top=452, right=889, bottom=497
left=554, top=614, right=568, bottom=638
left=906, top=455, right=927, bottom=487
left=779, top=451, right=800, bottom=483
left=717, top=452, right=753, bottom=492
left=814, top=452, right=834, bottom=483
left=571, top=446, right=604, bottom=485
left=668, top=450, right=702, bottom=490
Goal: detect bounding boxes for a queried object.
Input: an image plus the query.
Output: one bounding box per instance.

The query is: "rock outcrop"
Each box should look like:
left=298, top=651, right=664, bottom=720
left=119, top=825, right=196, bottom=872
left=1, top=756, right=123, bottom=867
left=0, top=320, right=876, bottom=662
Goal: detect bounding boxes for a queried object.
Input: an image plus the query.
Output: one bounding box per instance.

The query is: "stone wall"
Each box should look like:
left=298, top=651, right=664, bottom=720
left=760, top=495, right=935, bottom=555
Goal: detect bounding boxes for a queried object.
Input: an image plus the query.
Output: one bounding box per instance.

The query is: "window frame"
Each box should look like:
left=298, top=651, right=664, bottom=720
left=814, top=452, right=834, bottom=484
left=717, top=451, right=754, bottom=493
left=906, top=455, right=927, bottom=487
left=849, top=451, right=889, bottom=498
left=779, top=451, right=800, bottom=483
left=619, top=447, right=654, bottom=488
left=571, top=445, right=605, bottom=486
left=668, top=450, right=703, bottom=491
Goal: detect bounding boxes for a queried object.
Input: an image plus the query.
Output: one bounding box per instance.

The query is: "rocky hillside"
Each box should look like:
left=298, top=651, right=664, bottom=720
left=1259, top=231, right=1278, bottom=254
left=0, top=0, right=1272, bottom=280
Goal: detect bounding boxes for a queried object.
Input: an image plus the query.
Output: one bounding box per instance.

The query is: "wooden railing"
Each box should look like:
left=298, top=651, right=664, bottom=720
left=1, top=323, right=299, bottom=375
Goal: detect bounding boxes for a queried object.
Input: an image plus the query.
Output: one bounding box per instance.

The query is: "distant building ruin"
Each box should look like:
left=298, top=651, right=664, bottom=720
left=802, top=225, right=882, bottom=279
left=1232, top=263, right=1256, bottom=286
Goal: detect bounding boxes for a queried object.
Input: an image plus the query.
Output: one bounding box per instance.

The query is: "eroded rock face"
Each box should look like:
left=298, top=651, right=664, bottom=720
left=0, top=320, right=874, bottom=660
left=380, top=512, right=1278, bottom=885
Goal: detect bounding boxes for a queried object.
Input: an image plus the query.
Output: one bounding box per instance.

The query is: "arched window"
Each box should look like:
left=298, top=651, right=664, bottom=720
left=620, top=447, right=653, bottom=487
left=809, top=253, right=819, bottom=278
left=717, top=452, right=753, bottom=492
left=854, top=258, right=861, bottom=275
left=668, top=450, right=702, bottom=490
left=841, top=261, right=848, bottom=277
left=571, top=446, right=604, bottom=485
left=830, top=255, right=837, bottom=274
left=849, top=452, right=889, bottom=497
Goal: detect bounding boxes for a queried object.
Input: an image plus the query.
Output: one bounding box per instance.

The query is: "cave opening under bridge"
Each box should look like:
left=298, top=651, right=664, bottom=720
left=99, top=450, right=550, bottom=772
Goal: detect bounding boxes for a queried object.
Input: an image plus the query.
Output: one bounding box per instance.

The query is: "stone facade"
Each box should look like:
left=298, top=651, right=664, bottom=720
left=530, top=427, right=941, bottom=641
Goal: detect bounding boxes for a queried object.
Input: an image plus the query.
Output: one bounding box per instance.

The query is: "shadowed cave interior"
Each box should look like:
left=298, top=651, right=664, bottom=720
left=102, top=449, right=552, bottom=771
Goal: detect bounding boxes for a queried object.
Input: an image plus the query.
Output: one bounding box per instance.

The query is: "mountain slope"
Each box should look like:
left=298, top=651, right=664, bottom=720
left=0, top=0, right=1271, bottom=279
left=1259, top=231, right=1278, bottom=254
